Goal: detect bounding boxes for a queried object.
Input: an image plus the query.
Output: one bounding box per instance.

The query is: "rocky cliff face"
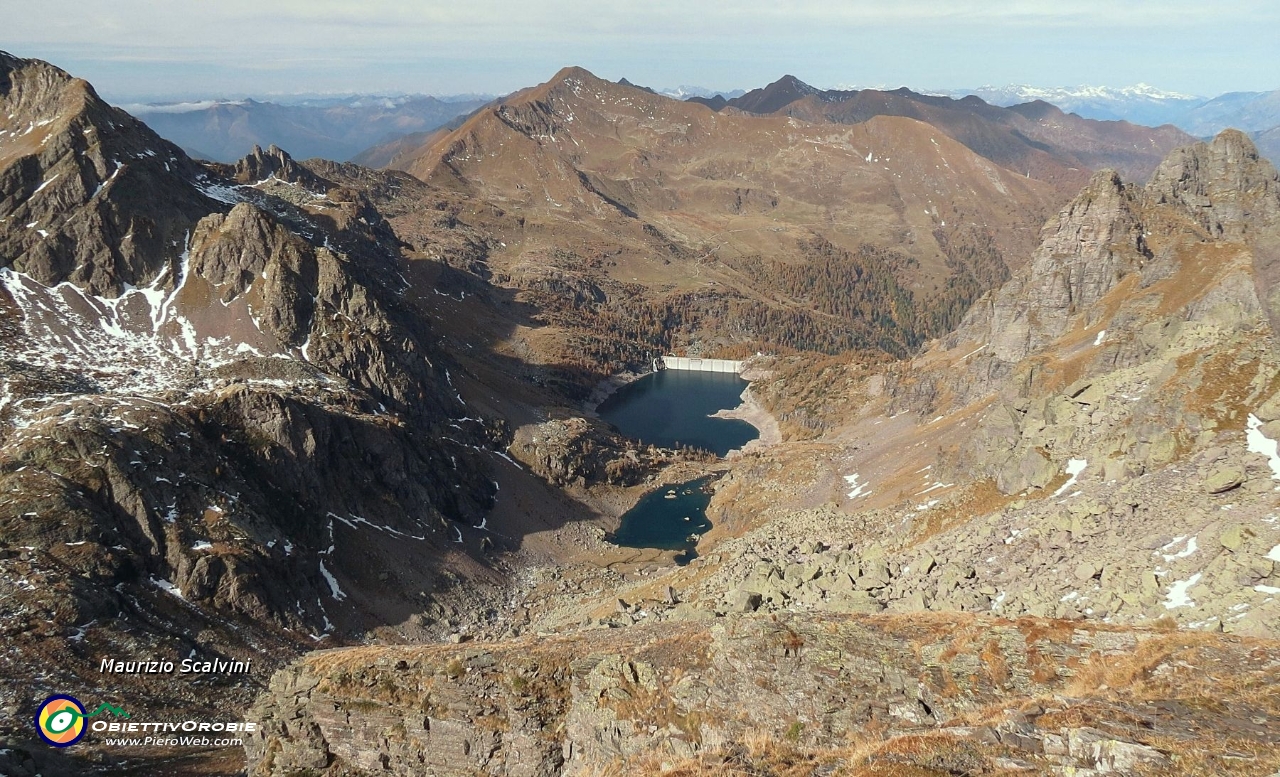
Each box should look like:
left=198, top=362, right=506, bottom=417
left=945, top=129, right=1279, bottom=372
left=969, top=170, right=1149, bottom=364
left=1147, top=128, right=1280, bottom=241
left=0, top=51, right=510, bottom=749
left=0, top=52, right=213, bottom=295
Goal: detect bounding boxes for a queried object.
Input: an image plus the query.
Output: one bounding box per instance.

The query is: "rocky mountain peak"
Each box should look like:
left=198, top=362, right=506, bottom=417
left=0, top=51, right=92, bottom=130
left=1146, top=128, right=1280, bottom=240
left=957, top=166, right=1146, bottom=364
left=906, top=131, right=1280, bottom=498
left=729, top=74, right=821, bottom=113
left=950, top=131, right=1280, bottom=374
left=0, top=50, right=215, bottom=296
left=231, top=142, right=330, bottom=191
left=542, top=65, right=604, bottom=95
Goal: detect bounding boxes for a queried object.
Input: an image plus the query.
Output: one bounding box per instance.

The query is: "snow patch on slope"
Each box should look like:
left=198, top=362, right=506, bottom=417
left=1052, top=458, right=1088, bottom=497
left=1246, top=414, right=1280, bottom=483
left=844, top=473, right=871, bottom=500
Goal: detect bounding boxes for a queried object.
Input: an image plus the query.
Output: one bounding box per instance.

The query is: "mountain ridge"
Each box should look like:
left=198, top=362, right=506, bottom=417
left=0, top=51, right=523, bottom=755
left=710, top=74, right=1199, bottom=187
left=368, top=65, right=1064, bottom=374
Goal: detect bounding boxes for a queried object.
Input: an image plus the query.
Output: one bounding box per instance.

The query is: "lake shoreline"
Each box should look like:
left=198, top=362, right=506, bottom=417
left=714, top=386, right=782, bottom=454
left=584, top=369, right=651, bottom=413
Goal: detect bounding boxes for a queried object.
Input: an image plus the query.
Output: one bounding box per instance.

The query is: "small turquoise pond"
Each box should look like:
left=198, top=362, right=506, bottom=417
left=609, top=476, right=715, bottom=565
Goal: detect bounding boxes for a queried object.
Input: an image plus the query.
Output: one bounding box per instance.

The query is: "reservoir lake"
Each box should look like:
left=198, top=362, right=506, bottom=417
left=599, top=369, right=756, bottom=560
left=596, top=369, right=757, bottom=457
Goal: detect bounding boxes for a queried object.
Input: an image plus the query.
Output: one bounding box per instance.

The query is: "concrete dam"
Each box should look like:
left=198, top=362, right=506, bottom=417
left=658, top=356, right=743, bottom=374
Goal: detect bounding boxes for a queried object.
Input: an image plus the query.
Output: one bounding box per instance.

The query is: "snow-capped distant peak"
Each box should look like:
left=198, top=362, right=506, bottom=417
left=930, top=83, right=1209, bottom=125
left=120, top=100, right=248, bottom=115
left=658, top=85, right=746, bottom=100
left=970, top=83, right=1200, bottom=102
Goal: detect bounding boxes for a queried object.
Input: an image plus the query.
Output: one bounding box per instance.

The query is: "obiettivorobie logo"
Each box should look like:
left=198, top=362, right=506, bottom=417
left=34, top=695, right=130, bottom=747
left=34, top=692, right=257, bottom=749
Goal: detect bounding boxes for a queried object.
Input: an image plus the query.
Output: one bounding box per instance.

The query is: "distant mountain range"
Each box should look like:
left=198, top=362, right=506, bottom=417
left=662, top=78, right=1280, bottom=164
left=945, top=84, right=1205, bottom=126
left=124, top=78, right=1279, bottom=171
left=656, top=85, right=746, bottom=101
left=944, top=84, right=1280, bottom=137
left=125, top=94, right=490, bottom=163
left=654, top=79, right=1280, bottom=163
left=680, top=74, right=1197, bottom=187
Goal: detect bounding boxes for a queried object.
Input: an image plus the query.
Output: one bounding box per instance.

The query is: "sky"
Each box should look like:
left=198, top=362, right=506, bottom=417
left=2, top=0, right=1277, bottom=101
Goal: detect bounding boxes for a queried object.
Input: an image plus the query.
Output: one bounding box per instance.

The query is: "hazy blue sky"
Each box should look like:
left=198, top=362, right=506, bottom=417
left=3, top=0, right=1277, bottom=100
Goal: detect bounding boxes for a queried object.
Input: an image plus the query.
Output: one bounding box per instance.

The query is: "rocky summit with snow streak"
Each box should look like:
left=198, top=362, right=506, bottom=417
left=0, top=51, right=508, bottom=763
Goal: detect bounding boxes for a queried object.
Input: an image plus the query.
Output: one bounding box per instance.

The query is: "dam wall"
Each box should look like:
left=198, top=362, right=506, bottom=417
left=659, top=356, right=743, bottom=374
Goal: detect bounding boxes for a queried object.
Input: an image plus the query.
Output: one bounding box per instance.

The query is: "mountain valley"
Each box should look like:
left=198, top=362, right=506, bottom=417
left=125, top=95, right=489, bottom=165
left=1, top=50, right=1279, bottom=777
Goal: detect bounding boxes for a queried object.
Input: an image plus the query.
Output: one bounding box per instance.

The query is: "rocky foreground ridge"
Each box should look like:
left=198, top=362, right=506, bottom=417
left=244, top=613, right=1280, bottom=776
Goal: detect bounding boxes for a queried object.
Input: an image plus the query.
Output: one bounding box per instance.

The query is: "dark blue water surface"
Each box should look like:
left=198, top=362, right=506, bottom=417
left=610, top=476, right=715, bottom=564
left=596, top=370, right=757, bottom=457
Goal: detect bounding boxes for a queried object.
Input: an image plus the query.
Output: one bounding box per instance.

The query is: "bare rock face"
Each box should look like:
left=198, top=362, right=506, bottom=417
left=232, top=143, right=331, bottom=190
left=0, top=51, right=510, bottom=745
left=1148, top=130, right=1280, bottom=339
left=903, top=131, right=1280, bottom=494
left=944, top=131, right=1279, bottom=385
left=957, top=169, right=1148, bottom=365
left=1147, top=129, right=1280, bottom=241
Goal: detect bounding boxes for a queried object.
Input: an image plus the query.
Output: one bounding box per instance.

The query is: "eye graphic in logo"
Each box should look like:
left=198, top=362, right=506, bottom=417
left=34, top=695, right=130, bottom=747
left=35, top=695, right=87, bottom=747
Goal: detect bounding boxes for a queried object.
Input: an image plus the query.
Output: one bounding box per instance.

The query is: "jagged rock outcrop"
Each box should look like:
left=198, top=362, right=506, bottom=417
left=1147, top=129, right=1280, bottom=337
left=904, top=132, right=1280, bottom=493
left=943, top=130, right=1278, bottom=373
left=1147, top=128, right=1280, bottom=241
left=966, top=169, right=1149, bottom=363
left=232, top=143, right=332, bottom=190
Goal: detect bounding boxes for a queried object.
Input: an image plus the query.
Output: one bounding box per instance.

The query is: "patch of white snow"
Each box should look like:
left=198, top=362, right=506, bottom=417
left=1052, top=458, right=1088, bottom=497
left=1163, top=572, right=1202, bottom=609
left=319, top=560, right=346, bottom=600
left=1246, top=414, right=1280, bottom=483
left=844, top=473, right=871, bottom=500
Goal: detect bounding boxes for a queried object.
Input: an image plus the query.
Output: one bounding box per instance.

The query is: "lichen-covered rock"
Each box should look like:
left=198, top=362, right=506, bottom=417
left=1204, top=465, right=1245, bottom=494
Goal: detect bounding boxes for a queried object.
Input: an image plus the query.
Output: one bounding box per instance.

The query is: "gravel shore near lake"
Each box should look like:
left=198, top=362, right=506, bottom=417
left=714, top=387, right=781, bottom=453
